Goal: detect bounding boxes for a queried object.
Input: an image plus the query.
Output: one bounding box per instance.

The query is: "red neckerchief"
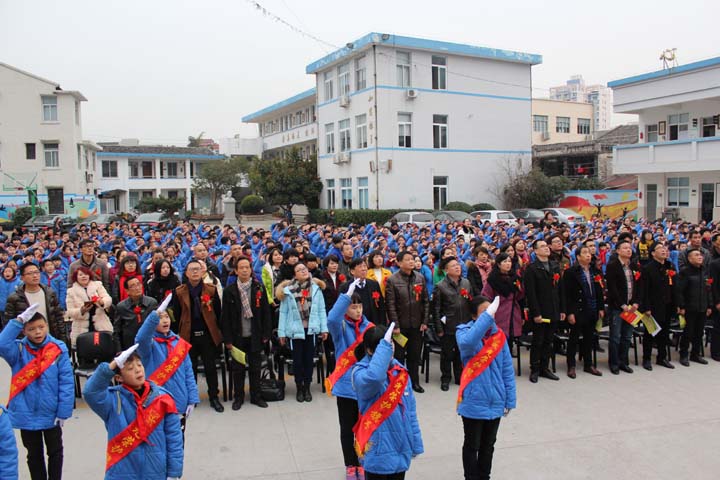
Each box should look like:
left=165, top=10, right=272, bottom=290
left=153, top=335, right=177, bottom=355
left=122, top=382, right=154, bottom=445
left=344, top=314, right=362, bottom=337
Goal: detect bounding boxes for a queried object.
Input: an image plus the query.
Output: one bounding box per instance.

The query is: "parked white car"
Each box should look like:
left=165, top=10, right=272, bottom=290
left=542, top=208, right=586, bottom=226
left=470, top=210, right=518, bottom=226
left=384, top=211, right=434, bottom=227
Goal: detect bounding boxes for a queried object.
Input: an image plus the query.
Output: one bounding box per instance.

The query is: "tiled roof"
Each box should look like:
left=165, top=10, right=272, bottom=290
left=99, top=145, right=220, bottom=156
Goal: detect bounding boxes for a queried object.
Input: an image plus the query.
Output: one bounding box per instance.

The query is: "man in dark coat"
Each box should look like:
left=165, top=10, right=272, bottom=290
left=605, top=240, right=640, bottom=375
left=113, top=276, right=158, bottom=351
left=710, top=255, right=720, bottom=361
left=339, top=258, right=386, bottom=327
left=524, top=239, right=564, bottom=383
left=563, top=245, right=603, bottom=378
left=674, top=248, right=712, bottom=366
left=221, top=256, right=272, bottom=410
left=639, top=242, right=675, bottom=370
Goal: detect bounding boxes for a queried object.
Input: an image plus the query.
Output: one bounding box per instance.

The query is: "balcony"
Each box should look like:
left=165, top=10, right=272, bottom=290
left=613, top=137, right=720, bottom=174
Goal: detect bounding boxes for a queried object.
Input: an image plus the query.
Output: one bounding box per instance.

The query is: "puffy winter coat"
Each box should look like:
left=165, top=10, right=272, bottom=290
left=41, top=272, right=67, bottom=310
left=0, top=276, right=21, bottom=315
left=5, top=284, right=68, bottom=344
left=83, top=363, right=184, bottom=480
left=456, top=312, right=516, bottom=420
left=276, top=279, right=328, bottom=339
left=135, top=311, right=199, bottom=413
left=327, top=293, right=373, bottom=399
left=0, top=320, right=74, bottom=430
left=66, top=281, right=113, bottom=347
left=0, top=405, right=18, bottom=480
left=351, top=340, right=424, bottom=475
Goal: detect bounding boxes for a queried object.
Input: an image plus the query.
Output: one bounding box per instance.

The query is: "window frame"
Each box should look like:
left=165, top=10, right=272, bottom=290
left=398, top=112, right=412, bottom=148
left=25, top=143, right=36, bottom=160
left=41, top=95, right=58, bottom=122
left=433, top=176, right=448, bottom=210
left=326, top=179, right=336, bottom=209
left=396, top=51, right=411, bottom=88
left=325, top=123, right=335, bottom=154
left=357, top=177, right=369, bottom=209
left=556, top=116, right=571, bottom=134
left=323, top=70, right=334, bottom=101
left=668, top=113, right=689, bottom=141
left=43, top=142, right=59, bottom=168
left=340, top=178, right=352, bottom=209
left=338, top=119, right=351, bottom=152
left=432, top=114, right=448, bottom=149
left=355, top=114, right=368, bottom=149
left=355, top=55, right=367, bottom=91
left=666, top=177, right=690, bottom=207
left=337, top=62, right=351, bottom=96
left=646, top=124, right=658, bottom=143
left=431, top=55, right=447, bottom=90
left=101, top=160, right=118, bottom=178
left=533, top=115, right=548, bottom=133
left=577, top=118, right=591, bottom=135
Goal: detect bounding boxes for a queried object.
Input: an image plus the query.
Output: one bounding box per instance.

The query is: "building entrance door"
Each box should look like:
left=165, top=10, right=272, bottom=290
left=47, top=188, right=64, bottom=214
left=645, top=184, right=657, bottom=220
left=701, top=183, right=714, bottom=223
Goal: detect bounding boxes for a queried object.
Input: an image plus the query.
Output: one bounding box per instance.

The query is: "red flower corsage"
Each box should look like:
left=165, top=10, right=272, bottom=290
left=95, top=268, right=102, bottom=278
left=460, top=288, right=472, bottom=300
left=634, top=271, right=641, bottom=282
left=593, top=274, right=605, bottom=289
left=706, top=277, right=714, bottom=288
left=338, top=274, right=346, bottom=283
left=301, top=289, right=309, bottom=306
left=90, top=295, right=99, bottom=303
left=201, top=294, right=213, bottom=311
left=413, top=284, right=423, bottom=301
left=666, top=269, right=676, bottom=285
left=552, top=273, right=560, bottom=286
left=255, top=290, right=262, bottom=308
left=372, top=291, right=380, bottom=307
left=133, top=305, right=142, bottom=324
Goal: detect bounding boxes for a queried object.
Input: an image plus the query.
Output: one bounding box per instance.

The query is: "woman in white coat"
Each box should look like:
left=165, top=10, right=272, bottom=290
left=66, top=265, right=113, bottom=347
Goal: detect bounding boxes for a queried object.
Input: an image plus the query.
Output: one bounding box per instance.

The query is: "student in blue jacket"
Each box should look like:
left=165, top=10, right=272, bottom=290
left=0, top=266, right=21, bottom=325
left=456, top=296, right=516, bottom=480
left=326, top=280, right=374, bottom=480
left=351, top=322, right=423, bottom=479
left=0, top=304, right=74, bottom=480
left=135, top=294, right=199, bottom=440
left=0, top=405, right=18, bottom=479
left=83, top=343, right=184, bottom=480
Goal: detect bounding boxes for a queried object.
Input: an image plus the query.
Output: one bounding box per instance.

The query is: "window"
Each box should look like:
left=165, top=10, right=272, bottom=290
left=325, top=123, right=335, bottom=154
left=556, top=117, right=570, bottom=133
left=338, top=119, right=351, bottom=152
left=74, top=101, right=80, bottom=125
left=25, top=143, right=36, bottom=160
left=77, top=145, right=82, bottom=169
left=356, top=114, right=368, bottom=149
left=667, top=177, right=690, bottom=207
left=668, top=113, right=689, bottom=141
left=326, top=179, right=336, bottom=209
left=142, top=161, right=153, bottom=178
left=355, top=55, right=367, bottom=91
left=357, top=177, right=369, bottom=209
left=646, top=124, right=658, bottom=143
left=42, top=96, right=57, bottom=122
left=577, top=118, right=591, bottom=135
left=43, top=143, right=59, bottom=167
left=129, top=162, right=139, bottom=178
left=433, top=176, right=448, bottom=210
left=102, top=160, right=118, bottom=178
left=433, top=115, right=448, bottom=148
left=431, top=56, right=447, bottom=90
left=167, top=191, right=178, bottom=199
left=338, top=63, right=350, bottom=96
left=166, top=162, right=178, bottom=178
left=323, top=71, right=334, bottom=101
left=396, top=51, right=411, bottom=87
left=129, top=191, right=140, bottom=210
left=533, top=115, right=548, bottom=133
left=398, top=113, right=412, bottom=147
left=702, top=117, right=717, bottom=138
left=340, top=178, right=352, bottom=209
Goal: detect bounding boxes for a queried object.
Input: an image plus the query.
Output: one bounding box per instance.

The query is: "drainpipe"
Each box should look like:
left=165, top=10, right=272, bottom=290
left=373, top=45, right=380, bottom=210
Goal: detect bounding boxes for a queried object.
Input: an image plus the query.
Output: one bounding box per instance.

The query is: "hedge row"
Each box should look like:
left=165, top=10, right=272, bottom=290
left=307, top=209, right=410, bottom=225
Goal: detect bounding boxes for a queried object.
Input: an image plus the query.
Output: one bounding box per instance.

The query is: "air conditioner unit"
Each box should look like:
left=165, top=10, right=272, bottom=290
left=339, top=94, right=351, bottom=107
left=334, top=151, right=351, bottom=163
left=541, top=131, right=550, bottom=140
left=406, top=88, right=418, bottom=99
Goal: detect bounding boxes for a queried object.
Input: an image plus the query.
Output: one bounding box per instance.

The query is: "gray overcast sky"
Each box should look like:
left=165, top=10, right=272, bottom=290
left=1, top=0, right=717, bottom=145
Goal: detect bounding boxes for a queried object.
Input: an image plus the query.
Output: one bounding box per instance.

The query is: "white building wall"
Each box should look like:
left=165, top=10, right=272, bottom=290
left=316, top=46, right=532, bottom=209
left=217, top=136, right=262, bottom=157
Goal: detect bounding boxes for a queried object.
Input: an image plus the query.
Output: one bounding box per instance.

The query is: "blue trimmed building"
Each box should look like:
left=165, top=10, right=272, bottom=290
left=609, top=56, right=720, bottom=222
left=243, top=32, right=541, bottom=210
left=96, top=142, right=225, bottom=213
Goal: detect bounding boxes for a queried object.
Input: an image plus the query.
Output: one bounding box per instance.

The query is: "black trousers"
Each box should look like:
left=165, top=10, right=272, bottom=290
left=231, top=336, right=262, bottom=402
left=567, top=314, right=595, bottom=369
left=680, top=311, right=705, bottom=357
left=190, top=332, right=219, bottom=399
left=711, top=310, right=720, bottom=359
left=21, top=426, right=63, bottom=480
left=462, top=416, right=501, bottom=480
left=530, top=321, right=557, bottom=371
left=642, top=309, right=671, bottom=362
left=291, top=330, right=315, bottom=386
left=394, top=327, right=422, bottom=387
left=365, top=472, right=406, bottom=480
left=324, top=334, right=336, bottom=374
left=440, top=333, right=462, bottom=385
left=336, top=396, right=360, bottom=467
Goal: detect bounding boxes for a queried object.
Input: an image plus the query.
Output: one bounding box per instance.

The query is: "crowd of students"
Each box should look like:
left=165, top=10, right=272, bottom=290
left=0, top=210, right=718, bottom=479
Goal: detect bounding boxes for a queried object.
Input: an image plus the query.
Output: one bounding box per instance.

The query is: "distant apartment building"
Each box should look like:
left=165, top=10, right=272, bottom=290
left=0, top=62, right=99, bottom=220
left=242, top=88, right=318, bottom=160
left=531, top=98, right=594, bottom=144
left=550, top=75, right=612, bottom=131
left=96, top=139, right=224, bottom=214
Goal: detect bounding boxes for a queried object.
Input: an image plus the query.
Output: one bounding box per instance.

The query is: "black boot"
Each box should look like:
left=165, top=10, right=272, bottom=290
left=529, top=370, right=539, bottom=383
left=304, top=383, right=313, bottom=402
left=209, top=397, right=225, bottom=413
left=296, top=384, right=304, bottom=403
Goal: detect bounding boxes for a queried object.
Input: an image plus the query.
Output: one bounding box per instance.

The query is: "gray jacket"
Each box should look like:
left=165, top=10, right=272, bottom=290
left=386, top=270, right=429, bottom=329
left=113, top=295, right=158, bottom=351
left=433, top=276, right=473, bottom=335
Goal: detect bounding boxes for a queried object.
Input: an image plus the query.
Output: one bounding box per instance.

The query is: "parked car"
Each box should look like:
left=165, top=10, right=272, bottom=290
left=132, top=212, right=171, bottom=229
left=384, top=211, right=434, bottom=227
left=80, top=214, right=127, bottom=228
left=22, top=214, right=76, bottom=233
left=469, top=210, right=518, bottom=226
left=542, top=208, right=586, bottom=226
left=511, top=208, right=545, bottom=226
left=434, top=210, right=473, bottom=222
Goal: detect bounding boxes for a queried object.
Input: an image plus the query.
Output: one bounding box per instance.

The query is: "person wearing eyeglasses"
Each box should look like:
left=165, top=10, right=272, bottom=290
left=5, top=263, right=68, bottom=344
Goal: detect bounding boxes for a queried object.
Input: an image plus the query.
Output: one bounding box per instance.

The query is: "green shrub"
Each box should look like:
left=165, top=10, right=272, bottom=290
left=443, top=201, right=473, bottom=213
left=12, top=206, right=46, bottom=227
left=307, top=209, right=410, bottom=225
left=471, top=203, right=496, bottom=211
left=240, top=194, right=265, bottom=214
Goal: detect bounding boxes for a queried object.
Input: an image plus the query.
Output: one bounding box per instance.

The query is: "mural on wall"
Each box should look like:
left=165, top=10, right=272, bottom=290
left=0, top=194, right=97, bottom=223
left=560, top=190, right=638, bottom=219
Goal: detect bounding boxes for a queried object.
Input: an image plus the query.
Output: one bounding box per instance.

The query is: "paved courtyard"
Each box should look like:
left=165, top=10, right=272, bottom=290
left=3, top=348, right=720, bottom=479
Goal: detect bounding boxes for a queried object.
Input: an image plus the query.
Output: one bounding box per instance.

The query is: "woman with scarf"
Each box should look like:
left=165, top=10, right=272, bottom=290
left=111, top=255, right=143, bottom=304
left=481, top=253, right=525, bottom=339
left=466, top=246, right=492, bottom=297
left=276, top=262, right=328, bottom=403
left=67, top=266, right=113, bottom=348
left=146, top=259, right=181, bottom=304
left=326, top=280, right=373, bottom=480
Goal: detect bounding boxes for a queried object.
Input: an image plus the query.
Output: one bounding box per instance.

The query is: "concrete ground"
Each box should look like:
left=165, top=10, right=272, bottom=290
left=2, top=346, right=720, bottom=479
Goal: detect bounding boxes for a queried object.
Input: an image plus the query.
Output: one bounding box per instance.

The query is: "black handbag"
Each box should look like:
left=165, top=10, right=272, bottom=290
left=260, top=355, right=285, bottom=402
